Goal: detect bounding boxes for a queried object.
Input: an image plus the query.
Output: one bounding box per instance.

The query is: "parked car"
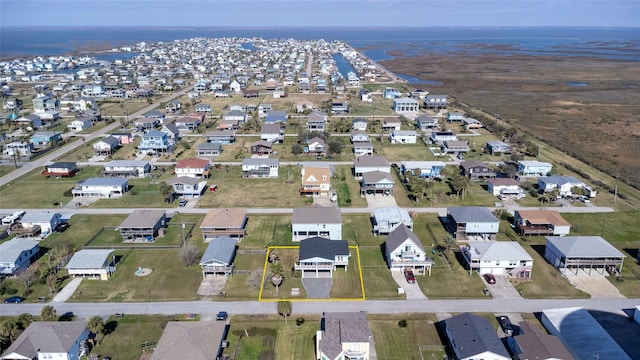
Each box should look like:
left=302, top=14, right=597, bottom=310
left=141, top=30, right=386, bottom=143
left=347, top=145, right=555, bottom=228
left=497, top=315, right=514, bottom=336
left=404, top=269, right=416, bottom=284
left=580, top=195, right=590, bottom=203
left=4, top=296, right=25, bottom=303
left=216, top=311, right=228, bottom=321
left=483, top=273, right=496, bottom=284
left=178, top=199, right=188, bottom=207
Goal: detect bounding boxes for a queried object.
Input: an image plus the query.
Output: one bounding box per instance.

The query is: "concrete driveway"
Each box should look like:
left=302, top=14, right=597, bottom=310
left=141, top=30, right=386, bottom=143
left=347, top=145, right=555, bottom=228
left=564, top=271, right=626, bottom=299
left=302, top=276, right=332, bottom=299
left=482, top=274, right=522, bottom=299
left=391, top=270, right=428, bottom=299
left=365, top=194, right=397, bottom=208
left=197, top=276, right=227, bottom=296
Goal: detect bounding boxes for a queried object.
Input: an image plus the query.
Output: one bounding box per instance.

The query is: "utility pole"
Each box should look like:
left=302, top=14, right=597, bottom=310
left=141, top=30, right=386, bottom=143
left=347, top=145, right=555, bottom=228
left=613, top=173, right=618, bottom=206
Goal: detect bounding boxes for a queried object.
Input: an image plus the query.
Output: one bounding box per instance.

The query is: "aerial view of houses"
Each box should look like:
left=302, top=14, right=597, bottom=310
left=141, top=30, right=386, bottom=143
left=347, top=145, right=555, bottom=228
left=0, top=15, right=639, bottom=360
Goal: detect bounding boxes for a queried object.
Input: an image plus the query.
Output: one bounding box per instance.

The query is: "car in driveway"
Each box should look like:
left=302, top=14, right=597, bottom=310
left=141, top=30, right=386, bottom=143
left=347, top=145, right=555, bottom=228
left=216, top=311, right=228, bottom=321
left=497, top=315, right=514, bottom=336
left=404, top=269, right=416, bottom=284
left=178, top=199, right=188, bottom=207
left=4, top=296, right=25, bottom=303
left=483, top=273, right=496, bottom=284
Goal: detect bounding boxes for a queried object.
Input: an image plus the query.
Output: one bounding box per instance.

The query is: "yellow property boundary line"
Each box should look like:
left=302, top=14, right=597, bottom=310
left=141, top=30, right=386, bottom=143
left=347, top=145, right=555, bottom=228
left=258, top=245, right=365, bottom=302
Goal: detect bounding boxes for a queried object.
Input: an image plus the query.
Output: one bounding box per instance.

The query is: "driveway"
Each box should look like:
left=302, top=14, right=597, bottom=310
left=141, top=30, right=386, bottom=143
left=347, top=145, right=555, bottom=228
left=365, top=194, right=397, bottom=208
left=482, top=274, right=522, bottom=299
left=302, top=276, right=332, bottom=299
left=197, top=276, right=227, bottom=296
left=563, top=271, right=626, bottom=299
left=391, top=270, right=428, bottom=299
left=51, top=277, right=83, bottom=303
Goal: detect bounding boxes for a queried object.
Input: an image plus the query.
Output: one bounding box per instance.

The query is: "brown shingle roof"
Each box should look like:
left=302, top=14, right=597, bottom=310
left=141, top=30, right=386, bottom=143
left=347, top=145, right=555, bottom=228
left=200, top=208, right=248, bottom=229
left=516, top=209, right=570, bottom=226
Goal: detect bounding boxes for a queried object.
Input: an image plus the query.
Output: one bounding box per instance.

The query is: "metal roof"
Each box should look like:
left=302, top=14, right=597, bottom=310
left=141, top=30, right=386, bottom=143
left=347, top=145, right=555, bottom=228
left=292, top=206, right=341, bottom=224
left=466, top=241, right=533, bottom=262
left=66, top=249, right=114, bottom=270
left=0, top=237, right=39, bottom=263
left=0, top=321, right=88, bottom=358
left=118, top=210, right=165, bottom=229
left=545, top=236, right=625, bottom=258
left=447, top=206, right=499, bottom=223
left=199, top=236, right=237, bottom=266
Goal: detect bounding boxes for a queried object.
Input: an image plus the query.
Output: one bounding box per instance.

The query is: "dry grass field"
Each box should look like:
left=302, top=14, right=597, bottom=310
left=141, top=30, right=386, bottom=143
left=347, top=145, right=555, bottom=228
left=381, top=54, right=640, bottom=195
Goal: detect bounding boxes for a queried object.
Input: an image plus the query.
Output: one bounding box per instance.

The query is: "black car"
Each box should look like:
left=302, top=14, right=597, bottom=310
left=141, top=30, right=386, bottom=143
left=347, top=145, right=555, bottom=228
left=216, top=311, right=228, bottom=321
left=4, top=296, right=25, bottom=303
left=497, top=315, right=514, bottom=336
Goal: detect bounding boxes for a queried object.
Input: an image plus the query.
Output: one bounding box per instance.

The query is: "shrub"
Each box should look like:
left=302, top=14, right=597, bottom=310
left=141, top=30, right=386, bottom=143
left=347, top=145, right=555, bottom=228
left=296, top=317, right=305, bottom=326
left=398, top=319, right=408, bottom=328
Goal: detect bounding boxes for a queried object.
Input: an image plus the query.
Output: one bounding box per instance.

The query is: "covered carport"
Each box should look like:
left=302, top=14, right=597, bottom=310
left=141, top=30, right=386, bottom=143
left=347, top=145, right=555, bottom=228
left=544, top=236, right=625, bottom=276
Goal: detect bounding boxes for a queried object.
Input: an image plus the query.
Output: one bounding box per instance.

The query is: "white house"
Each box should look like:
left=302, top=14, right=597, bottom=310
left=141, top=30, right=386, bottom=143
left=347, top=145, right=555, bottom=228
left=167, top=176, right=208, bottom=198
left=294, top=237, right=350, bottom=278
left=461, top=241, right=534, bottom=278
left=538, top=175, right=596, bottom=197
left=352, top=118, right=368, bottom=131
left=353, top=155, right=391, bottom=179
left=389, top=130, right=417, bottom=144
left=102, top=160, right=151, bottom=178
left=174, top=158, right=210, bottom=178
left=393, top=97, right=419, bottom=113
left=373, top=207, right=413, bottom=235
left=72, top=178, right=128, bottom=198
left=242, top=158, right=279, bottom=178
left=316, top=312, right=372, bottom=360
left=0, top=238, right=40, bottom=275
left=518, top=160, right=553, bottom=177
left=0, top=322, right=90, bottom=360
left=66, top=249, right=116, bottom=280
left=292, top=206, right=342, bottom=242
left=20, top=211, right=62, bottom=235
left=3, top=142, right=33, bottom=157
left=385, top=224, right=432, bottom=275
left=67, top=117, right=93, bottom=131
left=487, top=178, right=522, bottom=197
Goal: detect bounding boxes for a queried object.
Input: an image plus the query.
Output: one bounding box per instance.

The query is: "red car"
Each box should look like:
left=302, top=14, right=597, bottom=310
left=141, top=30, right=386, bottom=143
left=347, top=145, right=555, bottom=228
left=483, top=273, right=496, bottom=284
left=404, top=269, right=416, bottom=284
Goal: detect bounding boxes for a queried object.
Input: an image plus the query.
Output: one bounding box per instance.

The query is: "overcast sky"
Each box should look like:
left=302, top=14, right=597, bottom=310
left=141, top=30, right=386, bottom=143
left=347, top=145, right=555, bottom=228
left=1, top=0, right=639, bottom=27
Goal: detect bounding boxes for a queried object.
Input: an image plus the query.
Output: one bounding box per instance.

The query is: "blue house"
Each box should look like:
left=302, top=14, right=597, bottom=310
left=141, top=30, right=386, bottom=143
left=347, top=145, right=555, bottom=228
left=265, top=110, right=287, bottom=124
left=30, top=131, right=62, bottom=147
left=0, top=237, right=40, bottom=275
left=139, top=130, right=173, bottom=155
left=383, top=87, right=401, bottom=99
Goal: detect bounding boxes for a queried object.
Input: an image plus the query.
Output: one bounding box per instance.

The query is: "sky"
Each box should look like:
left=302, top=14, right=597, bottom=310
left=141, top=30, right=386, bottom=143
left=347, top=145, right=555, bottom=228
left=1, top=0, right=639, bottom=28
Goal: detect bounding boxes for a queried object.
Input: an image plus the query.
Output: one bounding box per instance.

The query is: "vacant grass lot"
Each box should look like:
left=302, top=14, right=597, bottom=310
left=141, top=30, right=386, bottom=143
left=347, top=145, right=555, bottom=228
left=332, top=165, right=368, bottom=207
left=369, top=313, right=446, bottom=360
left=243, top=214, right=293, bottom=248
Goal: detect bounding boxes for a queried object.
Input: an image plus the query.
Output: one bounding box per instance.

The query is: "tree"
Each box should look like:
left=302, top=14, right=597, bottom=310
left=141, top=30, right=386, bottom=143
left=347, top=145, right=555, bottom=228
left=40, top=305, right=57, bottom=321
left=327, top=140, right=343, bottom=155
left=291, top=143, right=303, bottom=155
left=246, top=269, right=264, bottom=290
left=158, top=181, right=173, bottom=200
left=0, top=319, right=19, bottom=344
left=16, top=313, right=34, bottom=330
left=87, top=316, right=105, bottom=345
left=498, top=163, right=518, bottom=178
left=270, top=261, right=285, bottom=295
left=179, top=245, right=200, bottom=267
left=46, top=273, right=57, bottom=294
left=268, top=249, right=280, bottom=263
left=277, top=301, right=292, bottom=325
left=18, top=264, right=37, bottom=288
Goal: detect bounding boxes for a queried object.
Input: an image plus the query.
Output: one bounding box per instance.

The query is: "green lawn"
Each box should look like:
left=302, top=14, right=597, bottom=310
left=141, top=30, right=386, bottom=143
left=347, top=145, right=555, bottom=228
left=369, top=313, right=446, bottom=360
left=332, top=165, right=368, bottom=207
left=242, top=215, right=293, bottom=248
left=359, top=247, right=405, bottom=299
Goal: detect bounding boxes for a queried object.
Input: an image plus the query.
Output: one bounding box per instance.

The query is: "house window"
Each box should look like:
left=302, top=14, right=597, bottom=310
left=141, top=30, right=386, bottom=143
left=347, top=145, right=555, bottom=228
left=509, top=261, right=517, bottom=266
left=405, top=245, right=412, bottom=252
left=472, top=224, right=479, bottom=229
left=496, top=261, right=500, bottom=265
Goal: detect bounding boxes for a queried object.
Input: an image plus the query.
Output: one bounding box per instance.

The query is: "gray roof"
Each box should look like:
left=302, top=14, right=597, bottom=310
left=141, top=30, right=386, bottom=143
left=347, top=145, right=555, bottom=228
left=385, top=224, right=424, bottom=253
left=466, top=241, right=533, bottom=261
left=299, top=237, right=349, bottom=261
left=104, top=160, right=150, bottom=168
left=78, top=177, right=128, bottom=187
left=97, top=135, right=120, bottom=146
left=145, top=130, right=166, bottom=137
left=261, top=123, right=282, bottom=133
left=362, top=171, right=393, bottom=184
left=242, top=157, right=279, bottom=166
left=320, top=312, right=371, bottom=360
left=151, top=321, right=227, bottom=360
left=197, top=142, right=222, bottom=150
left=199, top=236, right=237, bottom=266
left=21, top=211, right=59, bottom=224
left=443, top=313, right=511, bottom=359
left=0, top=237, right=39, bottom=263
left=48, top=161, right=76, bottom=169
left=66, top=249, right=114, bottom=270
left=545, top=236, right=625, bottom=258
left=374, top=207, right=412, bottom=225
left=118, top=210, right=165, bottom=229
left=447, top=207, right=499, bottom=223
left=460, top=160, right=491, bottom=170
left=0, top=321, right=87, bottom=358
left=513, top=321, right=575, bottom=360
left=538, top=174, right=583, bottom=186
left=354, top=155, right=390, bottom=168
left=292, top=206, right=341, bottom=224
left=167, top=176, right=199, bottom=186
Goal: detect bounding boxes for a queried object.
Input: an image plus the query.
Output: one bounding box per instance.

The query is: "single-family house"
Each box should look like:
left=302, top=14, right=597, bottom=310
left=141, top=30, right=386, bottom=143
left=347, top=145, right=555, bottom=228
left=446, top=207, right=500, bottom=241
left=463, top=117, right=483, bottom=129
left=331, top=102, right=349, bottom=114
left=359, top=89, right=372, bottom=102
left=316, top=312, right=372, bottom=360
left=150, top=321, right=228, bottom=360
left=538, top=175, right=595, bottom=197
left=424, top=95, right=448, bottom=110
left=301, top=166, right=331, bottom=197
left=250, top=140, right=273, bottom=155
left=294, top=237, right=350, bottom=278
left=0, top=238, right=40, bottom=275
left=3, top=142, right=33, bottom=157
left=187, top=91, right=200, bottom=100
left=205, top=130, right=236, bottom=144
left=518, top=160, right=553, bottom=177
left=353, top=140, right=374, bottom=157
left=273, top=88, right=286, bottom=98
left=393, top=97, right=419, bottom=113
left=139, top=130, right=173, bottom=155
left=350, top=130, right=370, bottom=143
left=429, top=131, right=457, bottom=144
left=72, top=177, right=128, bottom=198
left=292, top=206, right=342, bottom=242
left=145, top=110, right=166, bottom=123
left=175, top=158, right=210, bottom=178
left=442, top=140, right=470, bottom=154
left=260, top=123, right=284, bottom=143
left=307, top=111, right=328, bottom=131
left=111, top=132, right=134, bottom=144
left=242, top=158, right=280, bottom=178
left=264, top=109, right=287, bottom=124
left=175, top=116, right=202, bottom=132
left=296, top=100, right=314, bottom=113
left=199, top=236, right=237, bottom=278
left=102, top=160, right=151, bottom=178
left=442, top=313, right=511, bottom=360
left=361, top=171, right=394, bottom=196
left=447, top=111, right=465, bottom=122
left=229, top=80, right=242, bottom=94
left=353, top=155, right=391, bottom=179
left=67, top=117, right=93, bottom=131
left=486, top=140, right=512, bottom=155
left=167, top=176, right=207, bottom=198
left=383, top=87, right=401, bottom=99
left=389, top=130, right=417, bottom=144
left=385, top=224, right=432, bottom=275
left=20, top=211, right=61, bottom=235
left=195, top=103, right=212, bottom=113
left=243, top=89, right=259, bottom=98
left=352, top=117, right=368, bottom=131
left=117, top=210, right=166, bottom=242
left=514, top=209, right=571, bottom=236
left=30, top=131, right=62, bottom=148
left=508, top=321, right=575, bottom=360
left=544, top=236, right=626, bottom=275
left=487, top=178, right=523, bottom=197
left=134, top=117, right=160, bottom=131
left=308, top=137, right=326, bottom=155
left=415, top=114, right=439, bottom=130
left=460, top=160, right=496, bottom=180
left=32, top=94, right=59, bottom=113
left=196, top=142, right=223, bottom=158
left=461, top=241, right=533, bottom=278
left=401, top=161, right=447, bottom=178
left=43, top=161, right=78, bottom=177
left=13, top=114, right=43, bottom=129
left=381, top=117, right=402, bottom=131
left=373, top=207, right=413, bottom=235
left=66, top=249, right=116, bottom=280
left=0, top=322, right=90, bottom=360
left=200, top=208, right=248, bottom=242
left=165, top=99, right=181, bottom=113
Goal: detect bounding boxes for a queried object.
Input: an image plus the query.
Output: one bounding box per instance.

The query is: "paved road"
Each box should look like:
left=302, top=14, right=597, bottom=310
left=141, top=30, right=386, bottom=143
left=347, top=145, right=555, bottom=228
left=1, top=298, right=637, bottom=319
left=0, top=86, right=194, bottom=187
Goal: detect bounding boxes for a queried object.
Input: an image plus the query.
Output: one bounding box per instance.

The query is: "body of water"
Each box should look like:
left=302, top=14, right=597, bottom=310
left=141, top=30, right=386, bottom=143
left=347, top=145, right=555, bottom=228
left=1, top=26, right=639, bottom=62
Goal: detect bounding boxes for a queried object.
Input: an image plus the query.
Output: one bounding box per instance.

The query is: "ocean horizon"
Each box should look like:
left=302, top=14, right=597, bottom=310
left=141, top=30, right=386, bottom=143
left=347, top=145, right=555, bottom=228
left=2, top=26, right=639, bottom=61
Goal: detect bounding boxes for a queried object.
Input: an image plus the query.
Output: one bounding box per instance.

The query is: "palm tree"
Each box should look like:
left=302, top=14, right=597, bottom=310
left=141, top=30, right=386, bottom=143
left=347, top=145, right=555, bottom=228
left=87, top=316, right=105, bottom=346
left=0, top=319, right=19, bottom=344
left=17, top=313, right=34, bottom=330
left=270, top=261, right=285, bottom=295
left=40, top=305, right=57, bottom=321
left=277, top=301, right=292, bottom=325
